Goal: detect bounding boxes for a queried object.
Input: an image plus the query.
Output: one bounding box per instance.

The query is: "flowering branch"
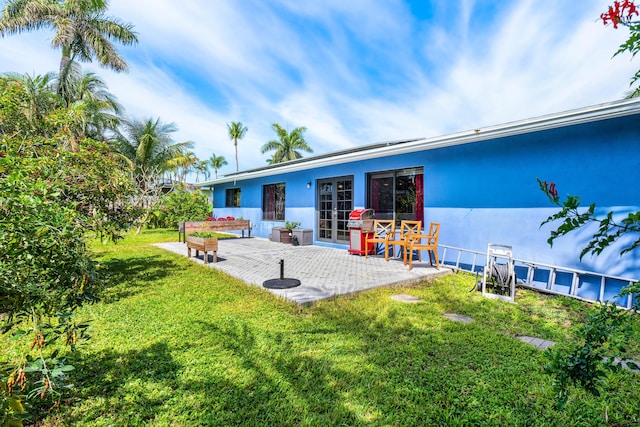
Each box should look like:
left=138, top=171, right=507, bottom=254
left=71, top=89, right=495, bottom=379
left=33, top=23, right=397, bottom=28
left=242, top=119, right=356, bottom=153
left=600, top=1, right=640, bottom=96
left=600, top=0, right=639, bottom=28
left=537, top=178, right=640, bottom=261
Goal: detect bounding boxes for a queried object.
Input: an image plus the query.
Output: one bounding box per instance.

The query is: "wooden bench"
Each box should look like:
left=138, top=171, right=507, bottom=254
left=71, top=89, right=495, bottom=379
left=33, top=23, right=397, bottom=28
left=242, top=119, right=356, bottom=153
left=186, top=236, right=218, bottom=264
left=179, top=220, right=251, bottom=242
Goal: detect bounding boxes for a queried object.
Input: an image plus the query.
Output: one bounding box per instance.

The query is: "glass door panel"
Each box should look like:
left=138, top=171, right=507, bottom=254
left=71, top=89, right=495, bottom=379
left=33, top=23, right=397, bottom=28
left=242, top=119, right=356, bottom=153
left=318, top=182, right=333, bottom=240
left=317, top=176, right=353, bottom=243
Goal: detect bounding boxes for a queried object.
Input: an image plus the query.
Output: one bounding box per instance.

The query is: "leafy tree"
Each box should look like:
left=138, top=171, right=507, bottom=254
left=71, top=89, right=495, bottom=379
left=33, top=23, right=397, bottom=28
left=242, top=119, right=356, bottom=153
left=209, top=153, right=228, bottom=179
left=226, top=121, right=247, bottom=172
left=0, top=0, right=138, bottom=99
left=1, top=75, right=138, bottom=424
left=600, top=1, right=640, bottom=97
left=538, top=178, right=639, bottom=412
left=261, top=123, right=313, bottom=164
left=149, top=184, right=211, bottom=229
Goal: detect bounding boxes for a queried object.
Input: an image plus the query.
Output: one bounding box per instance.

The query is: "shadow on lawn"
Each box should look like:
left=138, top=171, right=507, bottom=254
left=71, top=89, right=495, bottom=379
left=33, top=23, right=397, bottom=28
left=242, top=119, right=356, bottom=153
left=67, top=322, right=367, bottom=425
left=97, top=255, right=182, bottom=303
left=187, top=319, right=367, bottom=426
left=67, top=342, right=181, bottom=425
left=64, top=305, right=558, bottom=425
left=185, top=312, right=527, bottom=425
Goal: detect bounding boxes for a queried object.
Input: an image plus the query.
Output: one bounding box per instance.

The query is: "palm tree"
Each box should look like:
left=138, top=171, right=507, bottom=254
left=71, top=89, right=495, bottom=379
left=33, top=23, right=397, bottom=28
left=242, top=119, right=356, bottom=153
left=167, top=150, right=199, bottom=183
left=113, top=117, right=192, bottom=189
left=56, top=62, right=122, bottom=109
left=112, top=117, right=192, bottom=233
left=56, top=65, right=123, bottom=139
left=194, top=160, right=210, bottom=183
left=226, top=121, right=247, bottom=172
left=2, top=72, right=59, bottom=134
left=0, top=0, right=138, bottom=98
left=261, top=123, right=313, bottom=164
left=209, top=153, right=228, bottom=179
left=265, top=154, right=277, bottom=165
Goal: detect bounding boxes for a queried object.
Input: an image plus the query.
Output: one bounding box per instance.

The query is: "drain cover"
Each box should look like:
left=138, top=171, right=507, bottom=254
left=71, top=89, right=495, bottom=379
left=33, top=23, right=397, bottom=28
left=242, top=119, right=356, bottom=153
left=263, top=278, right=301, bottom=289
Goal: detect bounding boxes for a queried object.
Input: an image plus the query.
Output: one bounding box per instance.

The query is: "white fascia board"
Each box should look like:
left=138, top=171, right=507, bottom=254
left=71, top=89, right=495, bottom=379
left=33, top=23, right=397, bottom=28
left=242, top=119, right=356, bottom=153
left=196, top=98, right=640, bottom=187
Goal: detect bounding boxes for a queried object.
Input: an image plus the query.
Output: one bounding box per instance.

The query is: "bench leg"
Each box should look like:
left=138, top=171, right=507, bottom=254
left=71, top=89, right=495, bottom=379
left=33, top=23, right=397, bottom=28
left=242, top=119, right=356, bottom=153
left=203, top=251, right=208, bottom=264
left=188, top=247, right=192, bottom=258
left=213, top=251, right=217, bottom=263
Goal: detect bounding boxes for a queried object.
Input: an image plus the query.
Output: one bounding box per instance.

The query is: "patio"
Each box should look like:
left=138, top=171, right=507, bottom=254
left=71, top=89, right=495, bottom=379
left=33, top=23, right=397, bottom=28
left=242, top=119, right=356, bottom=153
left=156, top=237, right=450, bottom=304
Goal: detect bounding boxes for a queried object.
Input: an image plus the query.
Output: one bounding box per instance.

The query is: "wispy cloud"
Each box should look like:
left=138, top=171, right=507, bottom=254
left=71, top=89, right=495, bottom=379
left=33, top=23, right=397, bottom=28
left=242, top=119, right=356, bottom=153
left=0, top=0, right=637, bottom=173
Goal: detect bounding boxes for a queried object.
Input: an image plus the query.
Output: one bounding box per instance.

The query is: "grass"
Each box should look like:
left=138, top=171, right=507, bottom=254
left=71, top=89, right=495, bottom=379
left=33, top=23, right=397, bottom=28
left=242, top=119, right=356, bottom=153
left=5, top=229, right=640, bottom=426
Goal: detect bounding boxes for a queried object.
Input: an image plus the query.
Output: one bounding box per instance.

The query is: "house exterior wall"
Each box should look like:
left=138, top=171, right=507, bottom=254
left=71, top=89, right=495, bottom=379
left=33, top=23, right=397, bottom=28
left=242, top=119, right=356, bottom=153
left=210, top=114, right=640, bottom=280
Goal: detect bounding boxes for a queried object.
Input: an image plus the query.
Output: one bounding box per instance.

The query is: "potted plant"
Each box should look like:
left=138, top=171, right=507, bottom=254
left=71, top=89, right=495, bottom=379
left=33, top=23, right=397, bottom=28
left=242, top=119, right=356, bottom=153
left=280, top=221, right=300, bottom=244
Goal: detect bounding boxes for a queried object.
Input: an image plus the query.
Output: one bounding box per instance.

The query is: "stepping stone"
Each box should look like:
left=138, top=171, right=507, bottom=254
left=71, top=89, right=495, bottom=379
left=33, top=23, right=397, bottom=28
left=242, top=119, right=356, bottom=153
left=517, top=335, right=556, bottom=350
left=610, top=357, right=640, bottom=374
left=390, top=294, right=422, bottom=303
left=623, top=359, right=640, bottom=373
left=443, top=313, right=474, bottom=324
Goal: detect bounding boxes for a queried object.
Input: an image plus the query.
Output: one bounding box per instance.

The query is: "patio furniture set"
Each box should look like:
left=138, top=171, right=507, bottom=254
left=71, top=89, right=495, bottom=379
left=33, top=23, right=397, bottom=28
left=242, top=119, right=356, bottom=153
left=364, top=220, right=441, bottom=270
left=181, top=218, right=440, bottom=270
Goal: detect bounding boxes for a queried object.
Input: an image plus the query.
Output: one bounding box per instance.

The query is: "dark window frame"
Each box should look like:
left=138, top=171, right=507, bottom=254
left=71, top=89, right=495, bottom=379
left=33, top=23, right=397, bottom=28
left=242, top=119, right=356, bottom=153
left=367, top=167, right=424, bottom=224
left=262, top=182, right=286, bottom=221
left=225, top=188, right=241, bottom=207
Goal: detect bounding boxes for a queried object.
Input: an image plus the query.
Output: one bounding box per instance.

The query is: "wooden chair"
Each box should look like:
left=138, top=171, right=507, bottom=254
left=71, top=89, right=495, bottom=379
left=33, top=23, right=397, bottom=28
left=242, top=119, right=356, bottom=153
left=404, top=222, right=440, bottom=270
left=386, top=220, right=421, bottom=261
left=365, top=220, right=395, bottom=260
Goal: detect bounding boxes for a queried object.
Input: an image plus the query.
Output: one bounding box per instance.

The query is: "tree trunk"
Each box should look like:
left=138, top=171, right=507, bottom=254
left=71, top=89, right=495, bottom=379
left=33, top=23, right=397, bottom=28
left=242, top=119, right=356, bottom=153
left=234, top=140, right=238, bottom=172
left=58, top=48, right=72, bottom=103
left=136, top=208, right=153, bottom=235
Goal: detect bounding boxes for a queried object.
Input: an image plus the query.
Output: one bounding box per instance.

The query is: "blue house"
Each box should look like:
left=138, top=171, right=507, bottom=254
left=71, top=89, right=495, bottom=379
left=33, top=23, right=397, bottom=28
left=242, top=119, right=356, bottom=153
left=198, top=98, right=640, bottom=303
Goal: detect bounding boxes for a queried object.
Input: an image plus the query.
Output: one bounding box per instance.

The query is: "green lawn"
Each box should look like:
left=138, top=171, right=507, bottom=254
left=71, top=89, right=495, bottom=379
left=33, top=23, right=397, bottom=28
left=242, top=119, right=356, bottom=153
left=10, top=230, right=640, bottom=426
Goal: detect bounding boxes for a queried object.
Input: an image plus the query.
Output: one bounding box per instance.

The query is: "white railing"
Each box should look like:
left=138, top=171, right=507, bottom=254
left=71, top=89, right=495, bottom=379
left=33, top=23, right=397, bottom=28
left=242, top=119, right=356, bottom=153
left=439, top=244, right=639, bottom=309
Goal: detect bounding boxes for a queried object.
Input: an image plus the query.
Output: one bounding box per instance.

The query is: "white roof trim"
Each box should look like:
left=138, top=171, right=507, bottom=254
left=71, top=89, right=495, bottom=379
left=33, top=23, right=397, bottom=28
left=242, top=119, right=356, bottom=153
left=197, top=98, right=640, bottom=187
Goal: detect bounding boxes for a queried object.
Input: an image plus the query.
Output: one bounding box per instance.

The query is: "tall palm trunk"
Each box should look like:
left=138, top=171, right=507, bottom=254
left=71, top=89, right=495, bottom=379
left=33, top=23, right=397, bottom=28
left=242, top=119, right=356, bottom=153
left=234, top=139, right=238, bottom=172
left=59, top=49, right=72, bottom=101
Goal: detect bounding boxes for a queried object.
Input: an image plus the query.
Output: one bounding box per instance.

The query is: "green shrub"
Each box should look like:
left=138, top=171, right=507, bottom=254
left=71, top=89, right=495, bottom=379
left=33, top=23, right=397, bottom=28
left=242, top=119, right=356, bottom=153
left=1, top=75, right=137, bottom=425
left=149, top=185, right=210, bottom=229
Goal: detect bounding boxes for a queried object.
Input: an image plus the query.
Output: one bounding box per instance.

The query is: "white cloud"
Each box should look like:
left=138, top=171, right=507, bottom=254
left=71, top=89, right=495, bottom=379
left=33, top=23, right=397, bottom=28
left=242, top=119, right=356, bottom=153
left=1, top=0, right=638, bottom=173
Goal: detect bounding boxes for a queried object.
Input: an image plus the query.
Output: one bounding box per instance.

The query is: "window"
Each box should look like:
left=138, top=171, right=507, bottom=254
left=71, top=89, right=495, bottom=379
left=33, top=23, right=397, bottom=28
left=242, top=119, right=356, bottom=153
left=367, top=167, right=423, bottom=223
left=225, top=188, right=241, bottom=207
left=262, top=183, right=285, bottom=220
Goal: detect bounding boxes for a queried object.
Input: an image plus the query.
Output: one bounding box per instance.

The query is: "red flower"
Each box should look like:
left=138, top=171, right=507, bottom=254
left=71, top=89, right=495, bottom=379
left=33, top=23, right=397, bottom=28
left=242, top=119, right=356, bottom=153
left=601, top=1, right=638, bottom=27
left=549, top=183, right=559, bottom=200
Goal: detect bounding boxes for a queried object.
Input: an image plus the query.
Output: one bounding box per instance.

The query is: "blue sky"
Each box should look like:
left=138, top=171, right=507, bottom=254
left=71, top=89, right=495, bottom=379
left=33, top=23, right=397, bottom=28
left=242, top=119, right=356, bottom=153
left=0, top=0, right=637, bottom=177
